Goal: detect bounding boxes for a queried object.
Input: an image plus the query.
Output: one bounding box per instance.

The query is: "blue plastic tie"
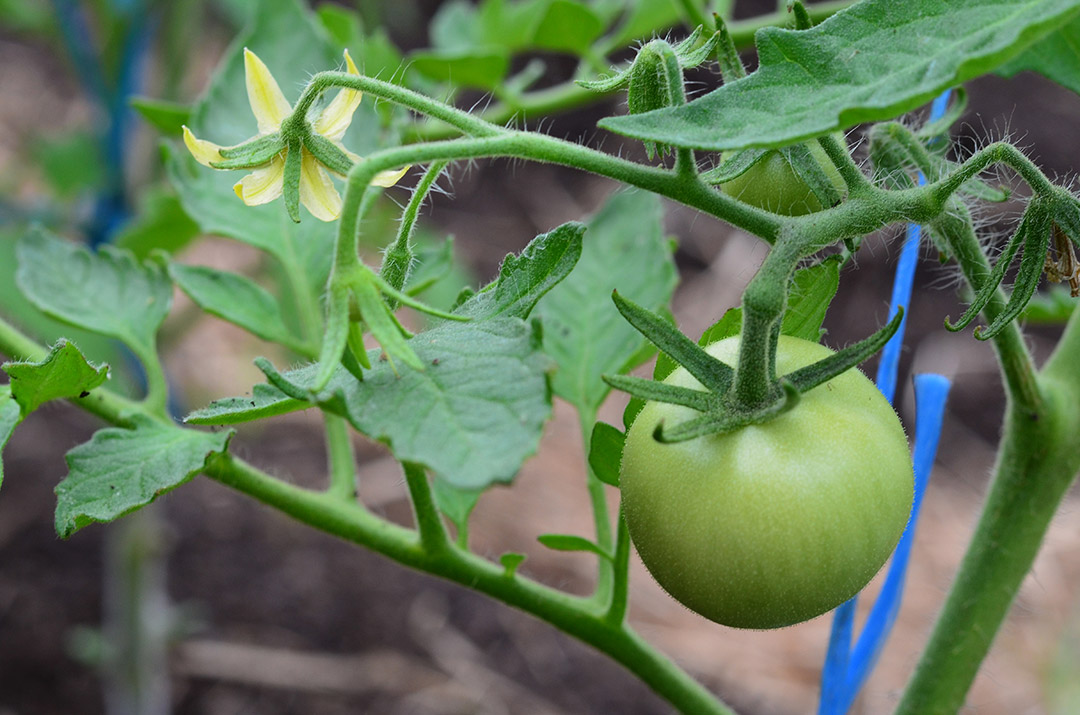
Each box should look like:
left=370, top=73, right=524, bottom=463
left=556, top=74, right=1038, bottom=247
left=817, top=90, right=953, bottom=715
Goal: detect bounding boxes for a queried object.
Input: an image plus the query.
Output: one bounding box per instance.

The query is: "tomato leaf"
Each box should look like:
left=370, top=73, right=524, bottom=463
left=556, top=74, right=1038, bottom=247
left=537, top=533, right=611, bottom=559
left=998, top=15, right=1080, bottom=96
left=3, top=340, right=109, bottom=419
left=15, top=228, right=172, bottom=358
left=408, top=50, right=511, bottom=90
left=588, top=421, right=625, bottom=487
left=455, top=221, right=584, bottom=321
left=55, top=417, right=232, bottom=538
left=600, top=0, right=1080, bottom=150
left=499, top=552, right=527, bottom=576
left=130, top=97, right=191, bottom=136
left=262, top=319, right=552, bottom=491
left=113, top=190, right=200, bottom=260
left=531, top=0, right=605, bottom=54
left=0, top=385, right=20, bottom=491
left=534, top=191, right=676, bottom=413
left=431, top=477, right=484, bottom=538
left=169, top=264, right=300, bottom=350
left=783, top=256, right=842, bottom=342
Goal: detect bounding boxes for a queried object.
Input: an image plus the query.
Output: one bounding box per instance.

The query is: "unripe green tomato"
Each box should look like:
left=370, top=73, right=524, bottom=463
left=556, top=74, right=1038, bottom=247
left=620, top=335, right=913, bottom=629
left=720, top=133, right=847, bottom=216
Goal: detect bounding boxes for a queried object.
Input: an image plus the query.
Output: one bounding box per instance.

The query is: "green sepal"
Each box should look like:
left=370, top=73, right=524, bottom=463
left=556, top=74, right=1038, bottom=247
left=254, top=356, right=311, bottom=402
left=700, top=148, right=768, bottom=184
left=602, top=374, right=714, bottom=412
left=369, top=269, right=470, bottom=322
left=944, top=202, right=1053, bottom=338
left=784, top=309, right=904, bottom=392
left=713, top=13, right=746, bottom=82
left=789, top=1, right=813, bottom=30
left=347, top=320, right=372, bottom=370
left=303, top=132, right=353, bottom=176
left=312, top=284, right=352, bottom=393
left=653, top=381, right=800, bottom=443
left=217, top=133, right=284, bottom=159
left=782, top=142, right=843, bottom=209
left=611, top=291, right=733, bottom=393
left=974, top=209, right=1054, bottom=340
left=281, top=138, right=303, bottom=223
left=352, top=273, right=423, bottom=373
left=209, top=137, right=285, bottom=170
left=577, top=26, right=718, bottom=93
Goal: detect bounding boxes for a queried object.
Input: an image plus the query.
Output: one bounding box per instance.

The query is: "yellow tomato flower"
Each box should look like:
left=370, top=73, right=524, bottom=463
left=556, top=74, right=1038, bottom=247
left=182, top=48, right=408, bottom=222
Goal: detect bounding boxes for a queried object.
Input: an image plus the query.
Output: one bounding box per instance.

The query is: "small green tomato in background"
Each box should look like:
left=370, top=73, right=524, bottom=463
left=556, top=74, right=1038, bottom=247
left=720, top=133, right=847, bottom=216
left=619, top=335, right=913, bottom=629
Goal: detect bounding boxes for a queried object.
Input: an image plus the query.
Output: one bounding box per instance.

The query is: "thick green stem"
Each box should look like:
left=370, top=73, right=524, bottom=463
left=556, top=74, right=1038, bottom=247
left=731, top=237, right=800, bottom=408
left=896, top=382, right=1080, bottom=714
left=324, top=414, right=357, bottom=500
left=402, top=461, right=451, bottom=554
left=606, top=512, right=632, bottom=627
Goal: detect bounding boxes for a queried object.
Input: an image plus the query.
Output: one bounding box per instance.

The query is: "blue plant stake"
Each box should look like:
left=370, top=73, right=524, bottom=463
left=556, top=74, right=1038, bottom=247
left=817, top=91, right=953, bottom=715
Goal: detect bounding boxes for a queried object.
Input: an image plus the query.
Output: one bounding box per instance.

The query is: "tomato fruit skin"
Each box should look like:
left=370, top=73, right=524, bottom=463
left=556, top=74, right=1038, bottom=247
left=620, top=335, right=913, bottom=629
left=720, top=134, right=847, bottom=216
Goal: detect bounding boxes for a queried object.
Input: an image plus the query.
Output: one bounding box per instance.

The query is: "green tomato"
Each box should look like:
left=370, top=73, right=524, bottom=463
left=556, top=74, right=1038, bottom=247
left=620, top=335, right=913, bottom=629
left=720, top=133, right=847, bottom=216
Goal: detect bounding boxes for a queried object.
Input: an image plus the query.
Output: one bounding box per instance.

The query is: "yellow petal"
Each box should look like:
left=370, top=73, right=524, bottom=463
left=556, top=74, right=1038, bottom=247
left=299, top=148, right=342, bottom=221
left=372, top=166, right=411, bottom=188
left=233, top=154, right=286, bottom=206
left=244, top=48, right=292, bottom=135
left=183, top=125, right=225, bottom=167
left=314, top=49, right=363, bottom=142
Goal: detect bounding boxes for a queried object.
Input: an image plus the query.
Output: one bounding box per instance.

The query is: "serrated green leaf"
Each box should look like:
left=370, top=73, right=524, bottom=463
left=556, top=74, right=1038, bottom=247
left=456, top=222, right=584, bottom=321
left=256, top=319, right=551, bottom=490
left=600, top=0, right=1080, bottom=150
left=588, top=421, right=624, bottom=487
left=698, top=307, right=742, bottom=348
left=531, top=0, right=604, bottom=54
left=409, top=50, right=511, bottom=90
left=184, top=376, right=313, bottom=425
left=130, top=97, right=191, bottom=136
left=16, top=228, right=172, bottom=356
left=0, top=385, right=20, bottom=490
left=537, top=533, right=610, bottom=558
left=998, top=16, right=1080, bottom=95
left=782, top=256, right=841, bottom=341
left=534, top=191, right=676, bottom=412
left=169, top=264, right=299, bottom=349
left=55, top=417, right=231, bottom=538
left=3, top=340, right=109, bottom=418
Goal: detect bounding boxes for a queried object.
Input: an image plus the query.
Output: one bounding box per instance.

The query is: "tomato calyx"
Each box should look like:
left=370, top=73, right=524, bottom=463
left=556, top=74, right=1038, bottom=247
left=603, top=290, right=904, bottom=441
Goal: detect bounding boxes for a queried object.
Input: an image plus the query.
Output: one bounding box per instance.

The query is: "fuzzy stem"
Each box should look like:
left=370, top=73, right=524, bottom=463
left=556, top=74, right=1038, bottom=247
left=324, top=414, right=357, bottom=501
